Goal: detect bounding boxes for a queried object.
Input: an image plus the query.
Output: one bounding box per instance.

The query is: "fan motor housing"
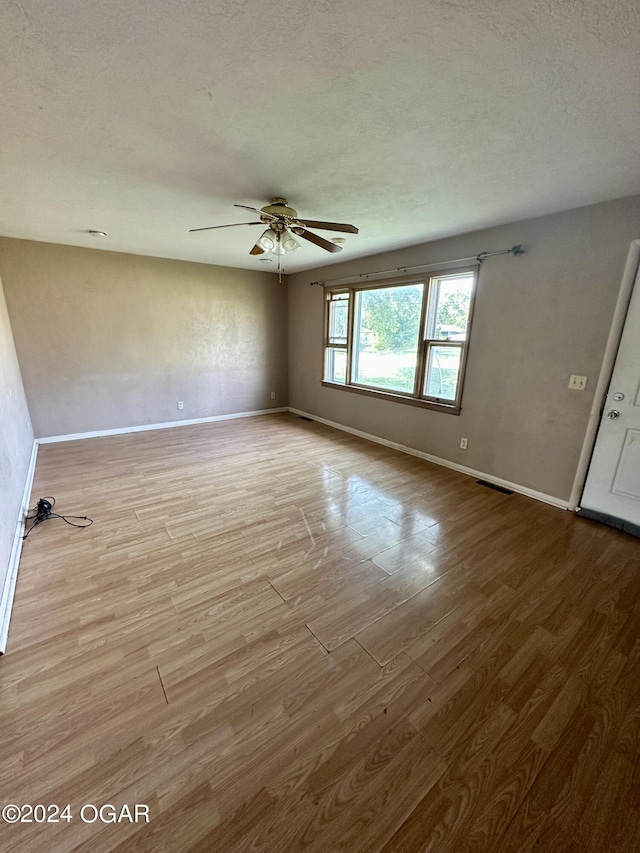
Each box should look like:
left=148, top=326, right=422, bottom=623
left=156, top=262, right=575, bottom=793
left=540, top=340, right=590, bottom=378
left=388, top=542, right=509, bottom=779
left=261, top=198, right=298, bottom=219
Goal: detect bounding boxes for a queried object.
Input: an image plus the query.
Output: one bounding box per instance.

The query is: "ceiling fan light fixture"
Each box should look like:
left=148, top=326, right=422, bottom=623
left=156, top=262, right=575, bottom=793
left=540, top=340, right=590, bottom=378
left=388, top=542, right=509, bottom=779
left=272, top=235, right=287, bottom=256
left=257, top=228, right=277, bottom=252
left=280, top=229, right=301, bottom=253
left=259, top=227, right=300, bottom=255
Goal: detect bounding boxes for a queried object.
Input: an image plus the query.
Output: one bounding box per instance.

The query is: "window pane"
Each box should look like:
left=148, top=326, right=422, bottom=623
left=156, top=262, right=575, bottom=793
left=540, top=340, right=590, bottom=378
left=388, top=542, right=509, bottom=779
left=328, top=294, right=349, bottom=345
left=424, top=345, right=461, bottom=400
left=325, top=347, right=347, bottom=384
left=353, top=283, right=423, bottom=393
left=427, top=273, right=474, bottom=341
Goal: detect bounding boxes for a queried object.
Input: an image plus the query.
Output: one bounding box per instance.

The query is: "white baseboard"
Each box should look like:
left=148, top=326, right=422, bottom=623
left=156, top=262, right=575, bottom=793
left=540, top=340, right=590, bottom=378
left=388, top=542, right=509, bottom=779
left=0, top=439, right=39, bottom=654
left=36, top=407, right=289, bottom=445
left=289, top=407, right=569, bottom=511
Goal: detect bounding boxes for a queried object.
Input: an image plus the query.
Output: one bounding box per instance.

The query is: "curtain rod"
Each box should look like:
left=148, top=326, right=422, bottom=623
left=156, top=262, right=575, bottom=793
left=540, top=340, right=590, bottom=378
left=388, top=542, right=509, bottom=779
left=309, top=244, right=525, bottom=286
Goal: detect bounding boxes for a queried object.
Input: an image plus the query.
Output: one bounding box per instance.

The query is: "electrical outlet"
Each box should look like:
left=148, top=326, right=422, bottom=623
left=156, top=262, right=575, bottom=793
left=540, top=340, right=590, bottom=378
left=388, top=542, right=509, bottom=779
left=270, top=391, right=276, bottom=399
left=460, top=438, right=468, bottom=449
left=568, top=375, right=587, bottom=390
left=177, top=401, right=184, bottom=410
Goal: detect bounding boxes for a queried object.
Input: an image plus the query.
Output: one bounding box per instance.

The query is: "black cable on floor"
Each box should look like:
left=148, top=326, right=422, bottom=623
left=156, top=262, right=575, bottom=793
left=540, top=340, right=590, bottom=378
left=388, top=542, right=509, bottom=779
left=23, top=496, right=93, bottom=540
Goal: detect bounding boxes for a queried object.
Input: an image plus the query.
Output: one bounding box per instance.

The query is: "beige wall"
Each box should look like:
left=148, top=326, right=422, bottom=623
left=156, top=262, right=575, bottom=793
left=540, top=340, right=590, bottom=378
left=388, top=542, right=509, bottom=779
left=0, top=273, right=34, bottom=594
left=288, top=196, right=640, bottom=502
left=0, top=239, right=288, bottom=438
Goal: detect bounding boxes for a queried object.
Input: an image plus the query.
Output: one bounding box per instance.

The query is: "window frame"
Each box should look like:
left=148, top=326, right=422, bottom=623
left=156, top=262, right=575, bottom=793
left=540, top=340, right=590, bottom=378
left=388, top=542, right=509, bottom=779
left=321, top=266, right=477, bottom=415
left=324, top=290, right=350, bottom=386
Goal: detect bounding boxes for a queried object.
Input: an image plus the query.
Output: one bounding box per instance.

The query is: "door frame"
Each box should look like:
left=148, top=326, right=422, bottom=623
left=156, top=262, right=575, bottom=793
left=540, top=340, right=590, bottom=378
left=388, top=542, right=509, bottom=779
left=569, top=238, right=640, bottom=511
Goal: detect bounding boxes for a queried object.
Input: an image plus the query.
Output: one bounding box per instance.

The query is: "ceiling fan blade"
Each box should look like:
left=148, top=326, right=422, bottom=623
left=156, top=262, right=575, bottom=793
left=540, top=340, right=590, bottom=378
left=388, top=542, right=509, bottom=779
left=249, top=242, right=265, bottom=255
left=291, top=218, right=358, bottom=234
left=234, top=203, right=277, bottom=220
left=293, top=227, right=343, bottom=253
left=189, top=221, right=262, bottom=232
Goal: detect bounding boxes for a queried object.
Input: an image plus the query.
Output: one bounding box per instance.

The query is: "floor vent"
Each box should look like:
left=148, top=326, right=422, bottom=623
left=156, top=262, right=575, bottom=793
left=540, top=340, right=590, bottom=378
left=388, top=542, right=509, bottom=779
left=477, top=479, right=513, bottom=495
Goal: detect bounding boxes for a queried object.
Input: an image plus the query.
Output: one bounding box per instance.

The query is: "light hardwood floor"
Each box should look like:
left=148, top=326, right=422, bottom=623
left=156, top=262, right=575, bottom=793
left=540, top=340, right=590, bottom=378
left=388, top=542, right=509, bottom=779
left=1, top=413, right=639, bottom=852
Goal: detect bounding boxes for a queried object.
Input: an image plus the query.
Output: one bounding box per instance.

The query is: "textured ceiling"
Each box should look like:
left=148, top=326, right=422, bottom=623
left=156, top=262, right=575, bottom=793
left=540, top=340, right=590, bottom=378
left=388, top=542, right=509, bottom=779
left=1, top=0, right=639, bottom=273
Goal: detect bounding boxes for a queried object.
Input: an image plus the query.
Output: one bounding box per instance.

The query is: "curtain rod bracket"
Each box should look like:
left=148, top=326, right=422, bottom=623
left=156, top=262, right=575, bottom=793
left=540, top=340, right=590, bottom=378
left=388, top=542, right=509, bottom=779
left=476, top=244, right=525, bottom=263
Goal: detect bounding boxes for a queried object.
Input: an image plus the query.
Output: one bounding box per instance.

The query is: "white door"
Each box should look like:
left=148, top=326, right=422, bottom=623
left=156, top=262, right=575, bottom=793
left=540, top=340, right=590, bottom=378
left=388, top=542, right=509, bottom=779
left=580, top=264, right=640, bottom=534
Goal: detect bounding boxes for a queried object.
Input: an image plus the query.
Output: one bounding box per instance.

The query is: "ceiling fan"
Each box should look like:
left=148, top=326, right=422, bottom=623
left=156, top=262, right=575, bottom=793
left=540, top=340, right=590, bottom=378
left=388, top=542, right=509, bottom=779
left=189, top=198, right=358, bottom=279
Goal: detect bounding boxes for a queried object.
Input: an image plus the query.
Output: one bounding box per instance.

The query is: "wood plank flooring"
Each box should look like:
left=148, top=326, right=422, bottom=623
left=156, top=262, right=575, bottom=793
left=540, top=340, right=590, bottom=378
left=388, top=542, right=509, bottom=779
left=1, top=412, right=638, bottom=852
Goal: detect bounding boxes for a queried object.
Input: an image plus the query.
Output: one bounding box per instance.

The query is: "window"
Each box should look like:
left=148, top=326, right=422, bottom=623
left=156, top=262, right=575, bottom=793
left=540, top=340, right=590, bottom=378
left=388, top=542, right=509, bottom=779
left=322, top=269, right=476, bottom=412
